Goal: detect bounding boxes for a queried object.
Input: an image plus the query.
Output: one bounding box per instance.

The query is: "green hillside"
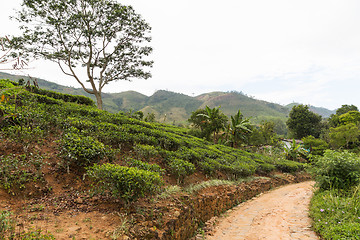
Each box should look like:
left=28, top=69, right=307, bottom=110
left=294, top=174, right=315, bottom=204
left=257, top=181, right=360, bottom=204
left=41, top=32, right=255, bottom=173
left=0, top=79, right=306, bottom=238
left=0, top=72, right=335, bottom=125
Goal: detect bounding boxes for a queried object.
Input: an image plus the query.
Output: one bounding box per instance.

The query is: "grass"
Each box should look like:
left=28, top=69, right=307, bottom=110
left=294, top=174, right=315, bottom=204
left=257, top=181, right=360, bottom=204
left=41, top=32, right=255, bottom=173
left=310, top=185, right=360, bottom=239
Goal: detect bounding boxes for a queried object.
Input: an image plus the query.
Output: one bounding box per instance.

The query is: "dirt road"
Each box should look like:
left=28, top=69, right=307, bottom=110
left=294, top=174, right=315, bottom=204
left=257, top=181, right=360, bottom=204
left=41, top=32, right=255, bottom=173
left=206, top=181, right=318, bottom=240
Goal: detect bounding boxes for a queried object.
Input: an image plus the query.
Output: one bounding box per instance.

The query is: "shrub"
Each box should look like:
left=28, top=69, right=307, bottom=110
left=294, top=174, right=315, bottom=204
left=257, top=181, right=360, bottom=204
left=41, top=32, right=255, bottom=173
left=29, top=86, right=94, bottom=106
left=58, top=132, right=106, bottom=168
left=133, top=144, right=159, bottom=159
left=87, top=163, right=164, bottom=202
left=0, top=79, right=15, bottom=89
left=168, top=158, right=195, bottom=180
left=275, top=159, right=304, bottom=173
left=0, top=154, right=44, bottom=192
left=313, top=150, right=360, bottom=190
left=256, top=163, right=276, bottom=174
left=302, top=135, right=329, bottom=156
left=127, top=158, right=165, bottom=174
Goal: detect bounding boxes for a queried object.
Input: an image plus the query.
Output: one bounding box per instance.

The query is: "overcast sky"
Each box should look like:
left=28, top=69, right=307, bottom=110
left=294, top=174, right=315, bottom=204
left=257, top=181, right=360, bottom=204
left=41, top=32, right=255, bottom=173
left=2, top=0, right=360, bottom=110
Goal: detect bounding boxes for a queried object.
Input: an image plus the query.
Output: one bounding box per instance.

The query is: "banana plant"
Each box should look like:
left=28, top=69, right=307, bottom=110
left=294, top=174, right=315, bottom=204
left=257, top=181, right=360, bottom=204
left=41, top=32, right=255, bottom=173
left=228, top=109, right=252, bottom=148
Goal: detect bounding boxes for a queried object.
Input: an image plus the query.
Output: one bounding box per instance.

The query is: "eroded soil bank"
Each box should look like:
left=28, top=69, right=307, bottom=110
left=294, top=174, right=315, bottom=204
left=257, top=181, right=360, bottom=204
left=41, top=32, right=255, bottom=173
left=137, top=173, right=312, bottom=239
left=205, top=181, right=318, bottom=240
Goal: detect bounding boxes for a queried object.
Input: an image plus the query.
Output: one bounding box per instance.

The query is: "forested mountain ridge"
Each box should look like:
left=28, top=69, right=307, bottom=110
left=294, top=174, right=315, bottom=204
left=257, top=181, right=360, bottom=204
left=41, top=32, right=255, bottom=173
left=0, top=72, right=335, bottom=124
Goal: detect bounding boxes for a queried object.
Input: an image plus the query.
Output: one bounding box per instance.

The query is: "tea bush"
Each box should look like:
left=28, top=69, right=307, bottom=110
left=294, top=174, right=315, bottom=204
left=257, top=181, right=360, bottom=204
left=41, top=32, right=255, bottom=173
left=0, top=154, right=44, bottom=192
left=168, top=158, right=195, bottom=180
left=313, top=150, right=360, bottom=190
left=275, top=159, right=304, bottom=173
left=127, top=158, right=165, bottom=175
left=87, top=163, right=164, bottom=202
left=58, top=132, right=107, bottom=168
left=133, top=144, right=159, bottom=159
left=29, top=86, right=94, bottom=106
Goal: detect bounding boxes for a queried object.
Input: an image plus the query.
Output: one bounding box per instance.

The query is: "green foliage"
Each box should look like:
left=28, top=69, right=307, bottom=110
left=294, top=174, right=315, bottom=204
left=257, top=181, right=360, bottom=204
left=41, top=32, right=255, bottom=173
left=58, top=132, right=107, bottom=168
left=0, top=210, right=54, bottom=240
left=1, top=77, right=306, bottom=194
left=227, top=109, right=252, bottom=147
left=274, top=159, right=305, bottom=173
left=286, top=104, right=322, bottom=139
left=0, top=79, right=15, bottom=89
left=0, top=154, right=44, bottom=192
left=87, top=163, right=163, bottom=202
left=29, top=87, right=94, bottom=106
left=313, top=150, right=360, bottom=190
left=189, top=106, right=228, bottom=143
left=302, top=135, right=329, bottom=156
left=127, top=158, right=165, bottom=175
left=14, top=0, right=153, bottom=109
left=310, top=187, right=360, bottom=239
left=336, top=104, right=359, bottom=116
left=133, top=144, right=159, bottom=159
left=338, top=111, right=360, bottom=126
left=0, top=211, right=15, bottom=239
left=168, top=158, right=195, bottom=181
left=328, top=123, right=360, bottom=149
left=283, top=139, right=308, bottom=161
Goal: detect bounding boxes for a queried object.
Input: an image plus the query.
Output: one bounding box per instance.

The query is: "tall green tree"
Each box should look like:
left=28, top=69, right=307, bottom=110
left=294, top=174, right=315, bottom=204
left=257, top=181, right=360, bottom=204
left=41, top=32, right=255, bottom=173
left=329, top=104, right=359, bottom=127
left=328, top=123, right=360, bottom=149
left=336, top=104, right=359, bottom=115
left=13, top=0, right=153, bottom=110
left=286, top=104, right=322, bottom=139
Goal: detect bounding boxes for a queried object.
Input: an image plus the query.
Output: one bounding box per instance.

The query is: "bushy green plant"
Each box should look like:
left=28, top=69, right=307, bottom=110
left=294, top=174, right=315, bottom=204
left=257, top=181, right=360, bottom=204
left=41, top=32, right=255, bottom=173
left=313, top=150, right=360, bottom=190
left=133, top=144, right=159, bottom=159
left=275, top=159, right=304, bottom=173
left=58, top=132, right=106, bottom=168
left=302, top=135, right=329, bottom=156
left=168, top=158, right=195, bottom=181
left=0, top=79, right=15, bottom=89
left=283, top=139, right=308, bottom=161
left=29, top=86, right=94, bottom=106
left=87, top=163, right=164, bottom=202
left=127, top=158, right=164, bottom=174
left=0, top=154, right=44, bottom=192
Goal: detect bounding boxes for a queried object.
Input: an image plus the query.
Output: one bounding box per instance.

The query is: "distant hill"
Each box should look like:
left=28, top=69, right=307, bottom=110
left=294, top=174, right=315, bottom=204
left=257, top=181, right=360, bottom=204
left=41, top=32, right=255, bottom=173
left=285, top=103, right=336, bottom=118
left=0, top=72, right=335, bottom=124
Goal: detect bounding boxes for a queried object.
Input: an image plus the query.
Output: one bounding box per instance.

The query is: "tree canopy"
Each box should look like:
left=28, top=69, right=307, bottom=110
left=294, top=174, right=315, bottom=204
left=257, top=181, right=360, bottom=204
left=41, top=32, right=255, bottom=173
left=13, top=0, right=153, bottom=109
left=286, top=104, right=322, bottom=139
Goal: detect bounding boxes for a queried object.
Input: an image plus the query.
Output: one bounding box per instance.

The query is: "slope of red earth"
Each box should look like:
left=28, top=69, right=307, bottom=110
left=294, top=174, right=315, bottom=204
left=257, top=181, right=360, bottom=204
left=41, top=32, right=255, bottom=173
left=0, top=138, right=311, bottom=239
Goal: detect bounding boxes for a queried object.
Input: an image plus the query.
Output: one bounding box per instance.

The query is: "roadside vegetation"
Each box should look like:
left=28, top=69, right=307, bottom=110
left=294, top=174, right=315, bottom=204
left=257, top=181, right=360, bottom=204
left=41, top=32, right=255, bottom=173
left=283, top=103, right=360, bottom=239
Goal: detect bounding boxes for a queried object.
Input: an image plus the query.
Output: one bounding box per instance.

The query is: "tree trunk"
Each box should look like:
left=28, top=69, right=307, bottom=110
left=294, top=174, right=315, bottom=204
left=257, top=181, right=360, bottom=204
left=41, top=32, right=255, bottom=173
left=94, top=91, right=103, bottom=110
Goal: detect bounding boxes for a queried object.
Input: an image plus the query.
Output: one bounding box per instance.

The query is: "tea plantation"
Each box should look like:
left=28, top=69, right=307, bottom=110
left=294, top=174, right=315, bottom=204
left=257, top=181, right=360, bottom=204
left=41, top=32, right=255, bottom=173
left=0, top=79, right=306, bottom=238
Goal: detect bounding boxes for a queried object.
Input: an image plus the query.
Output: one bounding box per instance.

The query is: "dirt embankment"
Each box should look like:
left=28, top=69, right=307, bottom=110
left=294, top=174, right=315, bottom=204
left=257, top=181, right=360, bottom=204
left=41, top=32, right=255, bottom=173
left=205, top=181, right=318, bottom=240
left=133, top=173, right=312, bottom=239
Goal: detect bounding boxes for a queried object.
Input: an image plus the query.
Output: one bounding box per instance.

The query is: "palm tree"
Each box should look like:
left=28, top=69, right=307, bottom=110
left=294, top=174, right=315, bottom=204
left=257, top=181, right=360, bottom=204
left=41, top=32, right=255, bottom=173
left=228, top=109, right=252, bottom=148
left=197, top=106, right=228, bottom=143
